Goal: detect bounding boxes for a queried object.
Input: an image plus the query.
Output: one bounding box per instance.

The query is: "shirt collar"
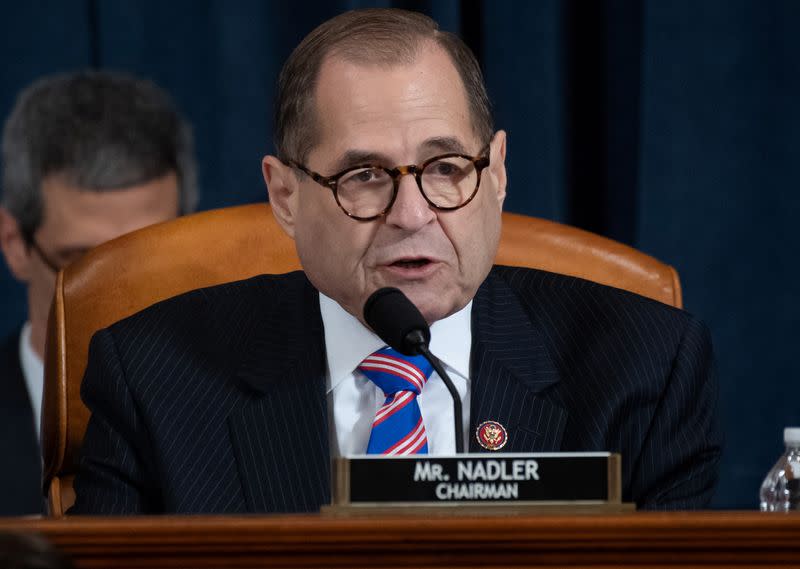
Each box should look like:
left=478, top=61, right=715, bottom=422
left=428, top=300, right=472, bottom=379
left=319, top=292, right=472, bottom=393
left=19, top=321, right=44, bottom=439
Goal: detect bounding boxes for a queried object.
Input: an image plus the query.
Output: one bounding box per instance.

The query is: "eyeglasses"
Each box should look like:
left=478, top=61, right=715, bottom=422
left=27, top=238, right=62, bottom=273
left=286, top=151, right=490, bottom=221
left=24, top=235, right=85, bottom=274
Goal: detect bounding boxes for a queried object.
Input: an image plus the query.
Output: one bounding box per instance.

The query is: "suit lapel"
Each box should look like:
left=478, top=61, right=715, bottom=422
left=227, top=275, right=331, bottom=512
left=222, top=268, right=567, bottom=510
left=470, top=270, right=567, bottom=453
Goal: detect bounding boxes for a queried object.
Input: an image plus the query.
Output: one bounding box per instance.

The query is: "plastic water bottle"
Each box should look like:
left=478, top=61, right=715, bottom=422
left=759, top=427, right=800, bottom=511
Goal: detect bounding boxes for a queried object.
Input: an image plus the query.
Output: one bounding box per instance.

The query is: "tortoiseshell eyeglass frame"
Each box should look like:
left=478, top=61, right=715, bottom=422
left=286, top=149, right=491, bottom=221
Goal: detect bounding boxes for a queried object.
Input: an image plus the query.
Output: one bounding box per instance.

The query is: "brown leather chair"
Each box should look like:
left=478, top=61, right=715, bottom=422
left=42, top=203, right=682, bottom=515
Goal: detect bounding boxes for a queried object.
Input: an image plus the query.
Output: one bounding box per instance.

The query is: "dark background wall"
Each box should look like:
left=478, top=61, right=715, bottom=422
left=1, top=0, right=797, bottom=509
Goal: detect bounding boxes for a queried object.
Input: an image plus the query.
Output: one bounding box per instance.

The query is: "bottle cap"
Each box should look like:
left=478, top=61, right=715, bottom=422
left=784, top=427, right=800, bottom=445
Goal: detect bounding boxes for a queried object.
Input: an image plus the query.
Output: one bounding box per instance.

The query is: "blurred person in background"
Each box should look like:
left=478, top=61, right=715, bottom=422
left=0, top=71, right=198, bottom=515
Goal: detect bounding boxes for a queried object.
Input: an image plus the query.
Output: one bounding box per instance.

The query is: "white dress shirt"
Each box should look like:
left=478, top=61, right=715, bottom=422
left=19, top=321, right=44, bottom=440
left=320, top=293, right=471, bottom=456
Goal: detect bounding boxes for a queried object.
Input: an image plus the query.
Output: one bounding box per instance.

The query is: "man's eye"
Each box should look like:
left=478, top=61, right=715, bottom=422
left=345, top=168, right=387, bottom=185
left=427, top=160, right=464, bottom=177
left=354, top=169, right=378, bottom=183
left=433, top=163, right=456, bottom=175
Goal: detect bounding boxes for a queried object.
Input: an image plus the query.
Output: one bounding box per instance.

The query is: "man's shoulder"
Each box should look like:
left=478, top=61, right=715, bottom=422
left=119, top=271, right=309, bottom=319
left=491, top=264, right=688, bottom=317
left=485, top=265, right=704, bottom=348
left=103, top=271, right=314, bottom=350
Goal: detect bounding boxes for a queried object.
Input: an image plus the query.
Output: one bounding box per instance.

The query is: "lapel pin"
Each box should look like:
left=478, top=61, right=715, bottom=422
left=476, top=420, right=508, bottom=451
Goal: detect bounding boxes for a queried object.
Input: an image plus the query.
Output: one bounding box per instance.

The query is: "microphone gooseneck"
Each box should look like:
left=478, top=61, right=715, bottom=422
left=363, top=287, right=464, bottom=453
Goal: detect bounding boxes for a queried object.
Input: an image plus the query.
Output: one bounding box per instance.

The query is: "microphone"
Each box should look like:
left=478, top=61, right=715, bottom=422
left=364, top=287, right=464, bottom=454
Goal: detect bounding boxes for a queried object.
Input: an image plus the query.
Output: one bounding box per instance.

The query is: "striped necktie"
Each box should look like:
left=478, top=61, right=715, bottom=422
left=358, top=347, right=434, bottom=455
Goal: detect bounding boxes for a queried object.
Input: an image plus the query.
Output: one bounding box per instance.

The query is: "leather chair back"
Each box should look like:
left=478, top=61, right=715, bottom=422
left=42, top=203, right=681, bottom=515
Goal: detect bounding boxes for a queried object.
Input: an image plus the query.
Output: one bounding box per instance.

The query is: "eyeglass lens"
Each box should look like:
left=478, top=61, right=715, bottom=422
left=336, top=156, right=479, bottom=218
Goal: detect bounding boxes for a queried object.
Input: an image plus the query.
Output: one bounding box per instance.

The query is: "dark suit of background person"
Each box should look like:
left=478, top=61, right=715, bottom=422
left=0, top=328, right=42, bottom=515
left=0, top=71, right=198, bottom=515
left=70, top=8, right=721, bottom=515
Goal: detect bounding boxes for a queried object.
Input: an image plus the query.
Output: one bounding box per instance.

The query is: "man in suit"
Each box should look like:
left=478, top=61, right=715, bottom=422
left=0, top=71, right=198, bottom=515
left=71, top=8, right=721, bottom=514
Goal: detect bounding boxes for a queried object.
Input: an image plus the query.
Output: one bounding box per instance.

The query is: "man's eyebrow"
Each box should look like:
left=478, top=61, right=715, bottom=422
left=420, top=137, right=469, bottom=155
left=328, top=137, right=471, bottom=172
left=330, top=150, right=392, bottom=173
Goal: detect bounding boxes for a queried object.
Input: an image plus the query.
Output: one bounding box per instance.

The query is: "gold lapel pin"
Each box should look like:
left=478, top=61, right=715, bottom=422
left=476, top=420, right=508, bottom=451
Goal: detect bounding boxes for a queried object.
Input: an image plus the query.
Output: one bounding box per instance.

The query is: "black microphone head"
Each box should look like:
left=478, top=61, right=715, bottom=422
left=363, top=287, right=430, bottom=356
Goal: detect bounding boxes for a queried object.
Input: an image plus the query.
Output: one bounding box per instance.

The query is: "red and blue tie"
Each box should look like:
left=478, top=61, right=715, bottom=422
left=358, top=347, right=434, bottom=455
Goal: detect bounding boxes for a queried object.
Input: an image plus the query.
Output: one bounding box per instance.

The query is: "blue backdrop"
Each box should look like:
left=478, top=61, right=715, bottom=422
left=1, top=0, right=797, bottom=509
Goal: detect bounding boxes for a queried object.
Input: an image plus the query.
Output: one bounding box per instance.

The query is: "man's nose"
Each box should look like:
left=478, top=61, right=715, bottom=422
left=384, top=174, right=436, bottom=231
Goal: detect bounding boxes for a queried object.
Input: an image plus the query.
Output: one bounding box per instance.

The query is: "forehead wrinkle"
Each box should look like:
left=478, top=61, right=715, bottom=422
left=312, top=50, right=476, bottom=171
left=331, top=149, right=394, bottom=172
left=420, top=136, right=469, bottom=155
left=333, top=136, right=471, bottom=170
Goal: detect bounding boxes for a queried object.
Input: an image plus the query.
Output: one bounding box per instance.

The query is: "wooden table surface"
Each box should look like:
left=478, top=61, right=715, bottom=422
left=1, top=510, right=798, bottom=568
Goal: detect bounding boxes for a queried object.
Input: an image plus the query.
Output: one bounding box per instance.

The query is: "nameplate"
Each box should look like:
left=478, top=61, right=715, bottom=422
left=332, top=453, right=621, bottom=507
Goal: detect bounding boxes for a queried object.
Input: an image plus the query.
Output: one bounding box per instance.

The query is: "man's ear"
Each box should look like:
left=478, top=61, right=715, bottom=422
left=262, top=155, right=299, bottom=239
left=489, top=130, right=508, bottom=206
left=0, top=207, right=32, bottom=282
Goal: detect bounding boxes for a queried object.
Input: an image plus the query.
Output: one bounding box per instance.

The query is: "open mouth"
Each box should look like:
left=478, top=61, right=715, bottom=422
left=391, top=258, right=432, bottom=269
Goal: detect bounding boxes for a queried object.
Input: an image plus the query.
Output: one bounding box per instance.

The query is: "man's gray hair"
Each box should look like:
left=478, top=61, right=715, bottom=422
left=1, top=70, right=198, bottom=239
left=275, top=8, right=494, bottom=163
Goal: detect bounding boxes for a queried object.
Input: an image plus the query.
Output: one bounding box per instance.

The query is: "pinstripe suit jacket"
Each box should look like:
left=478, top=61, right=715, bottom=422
left=70, top=266, right=721, bottom=514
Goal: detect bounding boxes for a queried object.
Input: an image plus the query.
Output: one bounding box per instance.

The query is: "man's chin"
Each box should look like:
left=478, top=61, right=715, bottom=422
left=362, top=269, right=465, bottom=324
left=400, top=288, right=459, bottom=326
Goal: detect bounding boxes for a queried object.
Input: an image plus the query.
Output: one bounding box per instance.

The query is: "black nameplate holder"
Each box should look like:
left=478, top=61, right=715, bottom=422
left=331, top=452, right=625, bottom=510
